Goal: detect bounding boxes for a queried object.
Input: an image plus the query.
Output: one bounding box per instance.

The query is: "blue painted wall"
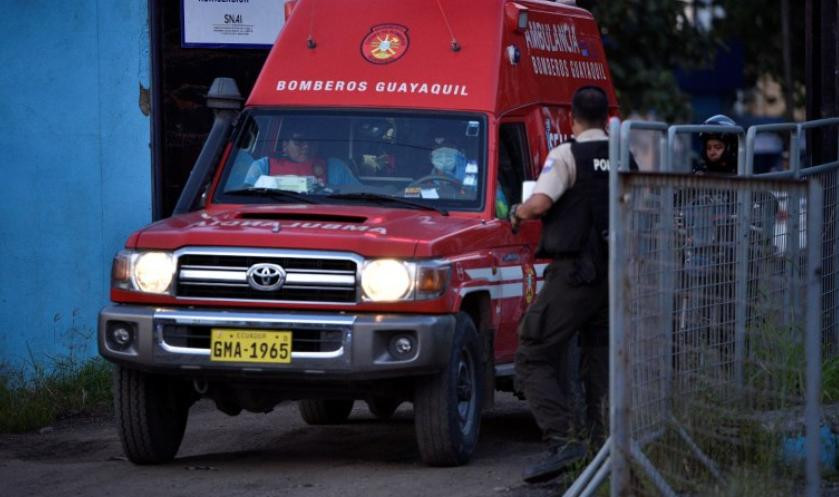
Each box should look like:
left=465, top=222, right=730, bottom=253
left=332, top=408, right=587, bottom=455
left=0, top=2, right=151, bottom=369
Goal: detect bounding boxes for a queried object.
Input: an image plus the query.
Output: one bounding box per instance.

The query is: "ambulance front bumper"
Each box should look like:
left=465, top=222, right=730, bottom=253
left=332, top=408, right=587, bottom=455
left=98, top=305, right=455, bottom=380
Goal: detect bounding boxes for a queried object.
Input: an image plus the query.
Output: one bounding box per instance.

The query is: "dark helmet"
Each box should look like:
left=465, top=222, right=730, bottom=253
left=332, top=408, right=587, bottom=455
left=699, top=114, right=739, bottom=173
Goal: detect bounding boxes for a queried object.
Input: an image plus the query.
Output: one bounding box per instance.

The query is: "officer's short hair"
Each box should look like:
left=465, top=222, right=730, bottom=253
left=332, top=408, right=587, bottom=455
left=572, top=86, right=609, bottom=127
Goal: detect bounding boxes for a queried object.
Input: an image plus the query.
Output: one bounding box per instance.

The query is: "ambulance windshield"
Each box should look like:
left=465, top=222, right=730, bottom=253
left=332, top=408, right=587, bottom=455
left=214, top=110, right=486, bottom=211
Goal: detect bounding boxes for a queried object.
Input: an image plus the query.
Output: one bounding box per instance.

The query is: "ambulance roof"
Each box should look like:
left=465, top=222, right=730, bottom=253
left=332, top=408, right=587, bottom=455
left=247, top=0, right=614, bottom=114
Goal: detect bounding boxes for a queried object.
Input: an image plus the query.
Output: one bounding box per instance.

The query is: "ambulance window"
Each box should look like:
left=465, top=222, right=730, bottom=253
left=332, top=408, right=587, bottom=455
left=214, top=110, right=486, bottom=212
left=497, top=123, right=531, bottom=211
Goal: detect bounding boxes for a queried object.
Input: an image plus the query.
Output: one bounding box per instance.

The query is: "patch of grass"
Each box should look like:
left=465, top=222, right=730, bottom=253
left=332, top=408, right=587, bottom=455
left=693, top=465, right=797, bottom=497
left=0, top=357, right=113, bottom=433
left=822, top=356, right=839, bottom=403
left=627, top=318, right=816, bottom=496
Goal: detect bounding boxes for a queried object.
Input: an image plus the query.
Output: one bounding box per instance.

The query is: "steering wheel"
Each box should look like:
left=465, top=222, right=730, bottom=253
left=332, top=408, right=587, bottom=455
left=406, top=174, right=462, bottom=190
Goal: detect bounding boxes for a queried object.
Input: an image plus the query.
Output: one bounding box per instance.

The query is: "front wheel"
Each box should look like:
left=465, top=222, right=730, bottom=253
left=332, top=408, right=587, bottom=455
left=414, top=313, right=484, bottom=466
left=113, top=366, right=192, bottom=464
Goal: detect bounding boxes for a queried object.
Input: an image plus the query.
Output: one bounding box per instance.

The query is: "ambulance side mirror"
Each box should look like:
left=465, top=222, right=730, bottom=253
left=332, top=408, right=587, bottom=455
left=173, top=77, right=243, bottom=215
left=207, top=77, right=243, bottom=111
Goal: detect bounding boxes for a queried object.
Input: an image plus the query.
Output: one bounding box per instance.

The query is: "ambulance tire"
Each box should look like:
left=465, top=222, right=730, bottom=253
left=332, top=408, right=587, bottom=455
left=113, top=365, right=190, bottom=465
left=298, top=399, right=354, bottom=425
left=414, top=313, right=483, bottom=466
left=366, top=397, right=402, bottom=420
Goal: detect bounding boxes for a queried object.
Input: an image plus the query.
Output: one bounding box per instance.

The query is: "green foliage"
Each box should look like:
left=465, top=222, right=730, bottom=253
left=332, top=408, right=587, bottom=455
left=743, top=321, right=806, bottom=410
left=822, top=356, right=839, bottom=403
left=0, top=357, right=113, bottom=433
left=578, top=0, right=717, bottom=121
left=632, top=316, right=818, bottom=495
left=578, top=1, right=804, bottom=120
left=695, top=465, right=797, bottom=497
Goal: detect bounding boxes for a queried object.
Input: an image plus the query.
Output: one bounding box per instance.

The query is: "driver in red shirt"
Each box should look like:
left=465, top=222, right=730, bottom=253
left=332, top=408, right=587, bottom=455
left=270, top=130, right=327, bottom=184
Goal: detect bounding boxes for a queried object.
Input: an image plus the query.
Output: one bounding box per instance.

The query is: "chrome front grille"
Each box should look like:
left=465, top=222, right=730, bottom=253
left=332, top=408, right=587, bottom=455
left=161, top=325, right=345, bottom=353
left=174, top=248, right=359, bottom=303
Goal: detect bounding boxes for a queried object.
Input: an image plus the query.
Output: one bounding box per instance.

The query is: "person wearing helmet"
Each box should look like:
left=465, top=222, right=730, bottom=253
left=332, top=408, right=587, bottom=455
left=695, top=114, right=739, bottom=175
left=678, top=114, right=746, bottom=394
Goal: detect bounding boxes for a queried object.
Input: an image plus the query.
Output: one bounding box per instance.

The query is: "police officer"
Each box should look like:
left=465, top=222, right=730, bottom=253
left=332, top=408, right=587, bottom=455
left=694, top=114, right=739, bottom=175
left=510, top=86, right=611, bottom=484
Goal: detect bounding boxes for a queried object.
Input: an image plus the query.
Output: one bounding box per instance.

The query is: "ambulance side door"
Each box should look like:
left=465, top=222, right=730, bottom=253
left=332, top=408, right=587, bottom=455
left=492, top=122, right=538, bottom=364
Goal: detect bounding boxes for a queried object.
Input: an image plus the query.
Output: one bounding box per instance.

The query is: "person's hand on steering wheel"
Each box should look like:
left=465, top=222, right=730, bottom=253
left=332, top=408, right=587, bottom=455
left=407, top=173, right=462, bottom=189
left=406, top=173, right=463, bottom=198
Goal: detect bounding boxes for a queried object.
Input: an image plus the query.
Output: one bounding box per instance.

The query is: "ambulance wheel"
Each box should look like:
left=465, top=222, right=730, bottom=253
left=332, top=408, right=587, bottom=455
left=113, top=365, right=191, bottom=465
left=366, top=397, right=401, bottom=420
left=414, top=313, right=483, bottom=466
left=298, top=399, right=354, bottom=425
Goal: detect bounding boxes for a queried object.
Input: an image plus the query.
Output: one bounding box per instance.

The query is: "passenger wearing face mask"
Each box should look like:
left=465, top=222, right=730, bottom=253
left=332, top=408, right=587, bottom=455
left=426, top=136, right=510, bottom=209
left=429, top=144, right=468, bottom=180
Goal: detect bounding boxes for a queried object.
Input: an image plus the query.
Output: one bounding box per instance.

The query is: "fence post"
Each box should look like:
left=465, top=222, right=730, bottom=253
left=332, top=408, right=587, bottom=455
left=745, top=127, right=757, bottom=176
left=799, top=118, right=839, bottom=356
left=805, top=179, right=824, bottom=497
left=737, top=133, right=748, bottom=176
left=609, top=117, right=630, bottom=497
left=791, top=125, right=802, bottom=179
left=734, top=187, right=751, bottom=388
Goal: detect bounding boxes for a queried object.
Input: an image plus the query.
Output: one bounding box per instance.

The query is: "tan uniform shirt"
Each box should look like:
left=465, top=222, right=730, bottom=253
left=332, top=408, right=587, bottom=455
left=532, top=128, right=608, bottom=201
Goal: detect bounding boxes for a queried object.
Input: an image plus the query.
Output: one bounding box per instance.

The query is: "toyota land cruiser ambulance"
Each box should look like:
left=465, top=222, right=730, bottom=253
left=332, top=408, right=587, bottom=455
left=99, top=0, right=617, bottom=466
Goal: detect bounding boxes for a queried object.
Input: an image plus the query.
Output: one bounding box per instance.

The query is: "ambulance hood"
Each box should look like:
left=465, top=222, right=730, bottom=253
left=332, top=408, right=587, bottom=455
left=133, top=205, right=498, bottom=258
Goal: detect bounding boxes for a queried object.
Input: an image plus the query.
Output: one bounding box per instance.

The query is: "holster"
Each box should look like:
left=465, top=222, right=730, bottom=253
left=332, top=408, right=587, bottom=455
left=566, top=228, right=608, bottom=287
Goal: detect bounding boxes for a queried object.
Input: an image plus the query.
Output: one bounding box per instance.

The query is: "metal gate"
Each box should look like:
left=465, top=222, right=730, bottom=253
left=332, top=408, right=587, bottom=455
left=564, top=118, right=830, bottom=497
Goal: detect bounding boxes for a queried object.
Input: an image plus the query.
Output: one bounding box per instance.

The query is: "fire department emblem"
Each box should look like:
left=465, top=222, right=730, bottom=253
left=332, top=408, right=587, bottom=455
left=361, top=24, right=409, bottom=64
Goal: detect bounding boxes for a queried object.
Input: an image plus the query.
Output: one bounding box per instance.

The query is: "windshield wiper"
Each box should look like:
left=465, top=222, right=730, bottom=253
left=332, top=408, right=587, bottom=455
left=326, top=192, right=449, bottom=216
left=224, top=187, right=320, bottom=204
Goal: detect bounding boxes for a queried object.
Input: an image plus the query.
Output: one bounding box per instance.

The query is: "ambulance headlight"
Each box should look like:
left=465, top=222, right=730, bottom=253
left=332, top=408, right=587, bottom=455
left=360, top=259, right=450, bottom=302
left=361, top=259, right=412, bottom=302
left=112, top=250, right=176, bottom=295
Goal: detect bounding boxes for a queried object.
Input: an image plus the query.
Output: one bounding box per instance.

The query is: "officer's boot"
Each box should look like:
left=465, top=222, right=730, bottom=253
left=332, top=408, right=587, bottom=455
left=522, top=436, right=587, bottom=484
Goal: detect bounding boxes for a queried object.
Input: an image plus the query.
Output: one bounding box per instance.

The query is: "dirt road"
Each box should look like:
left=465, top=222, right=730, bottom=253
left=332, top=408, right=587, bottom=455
left=0, top=393, right=576, bottom=497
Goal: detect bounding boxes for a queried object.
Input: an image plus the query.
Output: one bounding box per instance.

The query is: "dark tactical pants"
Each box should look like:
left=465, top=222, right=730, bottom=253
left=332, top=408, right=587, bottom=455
left=515, top=258, right=609, bottom=443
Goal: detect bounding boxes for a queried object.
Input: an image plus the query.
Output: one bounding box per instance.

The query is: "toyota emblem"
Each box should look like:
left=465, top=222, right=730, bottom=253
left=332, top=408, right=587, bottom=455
left=246, top=263, right=286, bottom=291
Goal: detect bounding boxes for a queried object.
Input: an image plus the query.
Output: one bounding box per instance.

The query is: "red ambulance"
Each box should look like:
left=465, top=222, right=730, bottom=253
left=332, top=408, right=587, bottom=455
left=99, top=0, right=617, bottom=466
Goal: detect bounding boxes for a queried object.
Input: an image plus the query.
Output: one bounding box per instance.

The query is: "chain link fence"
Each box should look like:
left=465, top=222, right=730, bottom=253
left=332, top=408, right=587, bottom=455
left=564, top=118, right=835, bottom=497
left=610, top=172, right=822, bottom=497
left=747, top=119, right=839, bottom=358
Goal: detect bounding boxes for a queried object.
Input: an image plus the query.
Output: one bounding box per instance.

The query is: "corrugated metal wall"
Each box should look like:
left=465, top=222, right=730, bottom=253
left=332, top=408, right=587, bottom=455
left=0, top=2, right=152, bottom=369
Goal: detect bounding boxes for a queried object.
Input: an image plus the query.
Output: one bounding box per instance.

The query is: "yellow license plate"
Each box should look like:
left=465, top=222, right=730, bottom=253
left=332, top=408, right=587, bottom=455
left=210, top=329, right=292, bottom=364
